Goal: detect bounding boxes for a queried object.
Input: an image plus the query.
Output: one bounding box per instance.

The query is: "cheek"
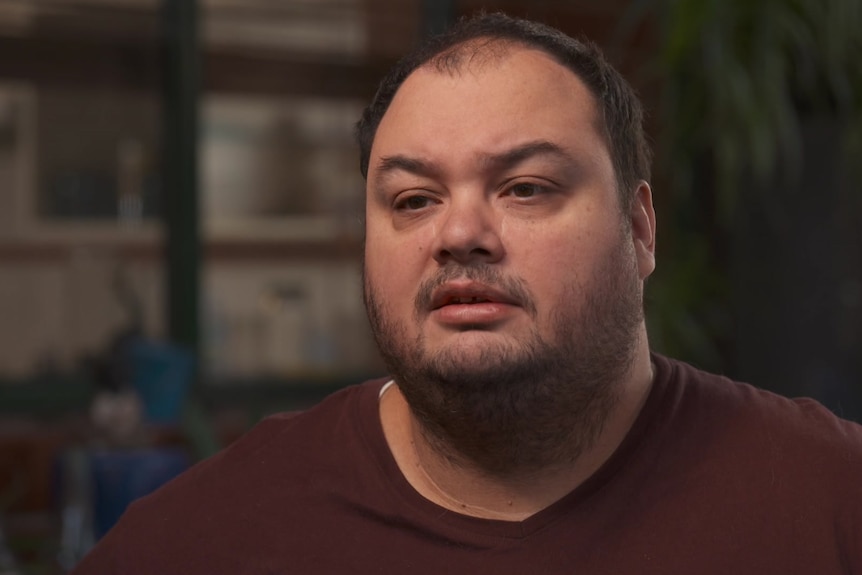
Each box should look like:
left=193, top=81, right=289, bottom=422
left=364, top=236, right=425, bottom=307
left=365, top=217, right=435, bottom=273
left=515, top=228, right=610, bottom=296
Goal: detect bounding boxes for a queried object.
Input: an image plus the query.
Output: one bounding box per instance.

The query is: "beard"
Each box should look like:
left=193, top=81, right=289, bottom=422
left=363, top=231, right=644, bottom=478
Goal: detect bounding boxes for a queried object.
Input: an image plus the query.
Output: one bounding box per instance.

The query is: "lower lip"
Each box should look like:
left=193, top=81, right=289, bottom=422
left=431, top=302, right=517, bottom=326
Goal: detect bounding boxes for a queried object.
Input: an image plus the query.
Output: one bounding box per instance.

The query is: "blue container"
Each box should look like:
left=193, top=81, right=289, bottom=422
left=128, top=340, right=194, bottom=424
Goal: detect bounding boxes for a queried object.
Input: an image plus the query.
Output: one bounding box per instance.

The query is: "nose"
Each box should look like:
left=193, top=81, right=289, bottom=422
left=432, top=194, right=504, bottom=265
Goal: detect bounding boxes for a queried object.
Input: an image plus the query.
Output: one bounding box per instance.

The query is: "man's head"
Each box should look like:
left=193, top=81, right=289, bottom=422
left=358, top=13, right=656, bottom=476
left=357, top=12, right=652, bottom=212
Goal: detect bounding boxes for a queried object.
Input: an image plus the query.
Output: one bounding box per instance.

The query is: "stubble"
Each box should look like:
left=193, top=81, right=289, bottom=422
left=363, top=232, right=644, bottom=478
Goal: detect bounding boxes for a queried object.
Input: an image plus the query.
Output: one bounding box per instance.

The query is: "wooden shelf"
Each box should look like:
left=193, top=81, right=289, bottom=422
left=0, top=33, right=392, bottom=99
left=0, top=373, right=377, bottom=416
left=0, top=216, right=364, bottom=262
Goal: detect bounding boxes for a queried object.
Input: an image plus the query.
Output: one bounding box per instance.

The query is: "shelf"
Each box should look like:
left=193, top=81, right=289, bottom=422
left=9, top=220, right=162, bottom=244
left=0, top=374, right=95, bottom=416
left=0, top=215, right=365, bottom=262
left=0, top=33, right=392, bottom=99
left=0, top=373, right=378, bottom=416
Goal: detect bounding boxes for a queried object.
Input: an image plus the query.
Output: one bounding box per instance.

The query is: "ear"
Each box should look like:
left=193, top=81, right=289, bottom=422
left=630, top=181, right=656, bottom=280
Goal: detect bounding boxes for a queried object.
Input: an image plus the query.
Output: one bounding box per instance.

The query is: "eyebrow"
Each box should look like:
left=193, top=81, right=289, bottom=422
left=478, top=140, right=572, bottom=171
left=375, top=155, right=439, bottom=181
left=373, top=140, right=572, bottom=183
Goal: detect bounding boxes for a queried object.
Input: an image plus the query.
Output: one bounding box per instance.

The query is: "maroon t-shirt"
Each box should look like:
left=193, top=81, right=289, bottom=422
left=73, top=355, right=862, bottom=574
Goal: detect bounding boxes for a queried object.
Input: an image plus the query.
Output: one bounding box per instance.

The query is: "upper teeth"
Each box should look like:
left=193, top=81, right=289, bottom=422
left=452, top=296, right=486, bottom=304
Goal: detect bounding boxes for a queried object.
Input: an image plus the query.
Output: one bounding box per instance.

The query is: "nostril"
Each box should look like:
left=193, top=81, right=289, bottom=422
left=431, top=209, right=505, bottom=264
left=434, top=245, right=496, bottom=265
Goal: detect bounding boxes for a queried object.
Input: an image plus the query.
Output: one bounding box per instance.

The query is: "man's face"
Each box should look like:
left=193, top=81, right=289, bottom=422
left=362, top=46, right=655, bottom=467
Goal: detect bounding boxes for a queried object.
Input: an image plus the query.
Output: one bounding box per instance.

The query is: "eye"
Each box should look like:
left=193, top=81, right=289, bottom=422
left=394, top=194, right=434, bottom=211
left=507, top=182, right=546, bottom=198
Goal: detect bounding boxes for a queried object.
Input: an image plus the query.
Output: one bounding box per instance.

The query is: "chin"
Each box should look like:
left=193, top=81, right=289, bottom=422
left=423, top=336, right=539, bottom=386
left=426, top=329, right=521, bottom=362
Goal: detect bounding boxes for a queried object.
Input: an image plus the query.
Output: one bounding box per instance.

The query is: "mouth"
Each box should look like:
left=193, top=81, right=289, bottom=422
left=430, top=284, right=518, bottom=310
left=443, top=295, right=492, bottom=305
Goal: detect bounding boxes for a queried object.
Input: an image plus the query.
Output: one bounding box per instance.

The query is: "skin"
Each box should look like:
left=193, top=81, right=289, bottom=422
left=364, top=45, right=657, bottom=520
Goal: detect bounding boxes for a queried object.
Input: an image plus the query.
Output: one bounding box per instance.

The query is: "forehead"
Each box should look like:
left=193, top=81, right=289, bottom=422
left=369, top=46, right=606, bottom=172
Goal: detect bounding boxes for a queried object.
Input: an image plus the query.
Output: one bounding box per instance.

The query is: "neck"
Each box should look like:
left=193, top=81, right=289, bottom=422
left=379, top=342, right=655, bottom=520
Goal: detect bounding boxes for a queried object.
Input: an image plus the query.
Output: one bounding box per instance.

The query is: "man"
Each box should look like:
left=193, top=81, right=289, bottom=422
left=73, top=13, right=862, bottom=574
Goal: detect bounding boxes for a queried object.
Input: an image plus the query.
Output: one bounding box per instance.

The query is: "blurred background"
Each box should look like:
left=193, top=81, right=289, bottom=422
left=0, top=0, right=859, bottom=571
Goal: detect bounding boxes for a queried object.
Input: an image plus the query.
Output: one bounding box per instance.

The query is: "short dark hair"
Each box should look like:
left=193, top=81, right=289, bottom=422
left=355, top=12, right=651, bottom=210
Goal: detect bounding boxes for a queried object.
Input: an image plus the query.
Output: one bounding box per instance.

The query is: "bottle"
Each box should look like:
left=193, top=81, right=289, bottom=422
left=56, top=448, right=96, bottom=571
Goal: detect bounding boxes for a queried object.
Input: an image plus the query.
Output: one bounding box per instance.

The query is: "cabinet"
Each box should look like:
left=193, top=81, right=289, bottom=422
left=0, top=0, right=421, bottom=382
left=0, top=84, right=385, bottom=381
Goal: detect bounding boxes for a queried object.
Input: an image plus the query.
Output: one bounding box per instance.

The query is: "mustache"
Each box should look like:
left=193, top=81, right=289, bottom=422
left=414, top=264, right=538, bottom=317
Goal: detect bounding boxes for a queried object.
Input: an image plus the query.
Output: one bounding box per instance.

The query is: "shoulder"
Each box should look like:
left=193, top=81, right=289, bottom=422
left=162, top=376, right=390, bottom=492
left=216, top=377, right=389, bottom=455
left=648, top=355, right=862, bottom=566
left=661, top=355, right=861, bottom=437
left=74, top=378, right=391, bottom=572
left=654, top=354, right=862, bottom=485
